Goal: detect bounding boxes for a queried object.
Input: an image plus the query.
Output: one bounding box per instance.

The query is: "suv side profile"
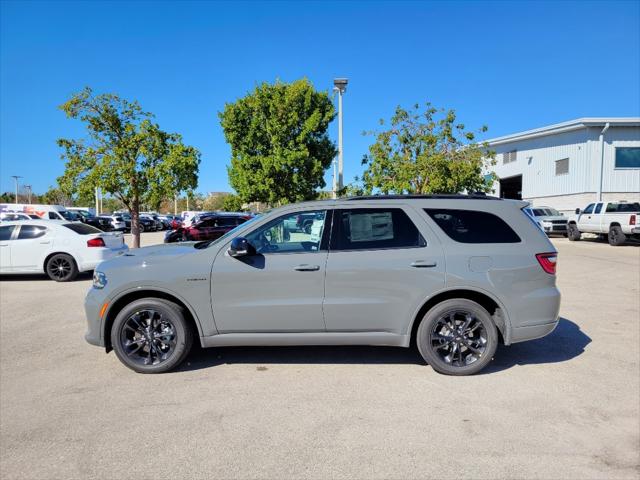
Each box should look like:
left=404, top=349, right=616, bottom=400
left=85, top=195, right=561, bottom=376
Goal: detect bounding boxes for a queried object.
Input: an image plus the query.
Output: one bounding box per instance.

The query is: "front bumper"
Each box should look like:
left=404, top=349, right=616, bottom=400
left=84, top=286, right=107, bottom=347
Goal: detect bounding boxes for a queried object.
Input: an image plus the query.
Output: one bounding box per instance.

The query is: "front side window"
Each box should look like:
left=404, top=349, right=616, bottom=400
left=615, top=148, right=640, bottom=168
left=583, top=203, right=595, bottom=214
left=331, top=208, right=425, bottom=251
left=17, top=225, right=47, bottom=240
left=246, top=210, right=327, bottom=254
left=0, top=225, right=15, bottom=241
left=425, top=209, right=521, bottom=244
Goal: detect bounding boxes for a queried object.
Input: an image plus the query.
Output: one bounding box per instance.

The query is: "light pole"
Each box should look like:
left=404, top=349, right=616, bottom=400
left=24, top=185, right=32, bottom=203
left=333, top=78, right=348, bottom=195
left=10, top=175, right=23, bottom=204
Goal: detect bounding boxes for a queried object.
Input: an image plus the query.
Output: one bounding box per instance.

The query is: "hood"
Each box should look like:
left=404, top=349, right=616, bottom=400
left=98, top=242, right=201, bottom=271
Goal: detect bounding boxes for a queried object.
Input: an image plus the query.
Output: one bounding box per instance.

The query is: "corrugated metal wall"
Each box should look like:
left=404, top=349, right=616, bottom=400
left=489, top=126, right=640, bottom=198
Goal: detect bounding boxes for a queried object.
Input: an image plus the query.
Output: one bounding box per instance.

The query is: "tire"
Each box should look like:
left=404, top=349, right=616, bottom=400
left=139, top=223, right=145, bottom=233
left=567, top=223, right=581, bottom=241
left=416, top=299, right=498, bottom=376
left=111, top=298, right=194, bottom=374
left=608, top=225, right=626, bottom=246
left=45, top=253, right=78, bottom=282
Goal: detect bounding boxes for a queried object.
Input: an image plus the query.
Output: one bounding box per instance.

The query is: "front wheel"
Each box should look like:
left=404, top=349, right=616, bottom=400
left=416, top=299, right=498, bottom=376
left=608, top=225, right=626, bottom=246
left=111, top=298, right=193, bottom=373
left=567, top=223, right=581, bottom=241
left=45, top=253, right=78, bottom=282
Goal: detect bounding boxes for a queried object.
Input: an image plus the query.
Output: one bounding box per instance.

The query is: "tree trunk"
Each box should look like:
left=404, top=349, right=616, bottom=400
left=132, top=195, right=141, bottom=249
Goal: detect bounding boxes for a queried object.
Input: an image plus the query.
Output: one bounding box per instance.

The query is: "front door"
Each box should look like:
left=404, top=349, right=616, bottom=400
left=323, top=206, right=446, bottom=334
left=211, top=209, right=331, bottom=333
left=11, top=224, right=50, bottom=270
left=0, top=225, right=16, bottom=272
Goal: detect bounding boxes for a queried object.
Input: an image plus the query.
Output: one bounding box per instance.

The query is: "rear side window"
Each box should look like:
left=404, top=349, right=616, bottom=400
left=425, top=209, right=521, bottom=244
left=63, top=223, right=103, bottom=235
left=605, top=202, right=640, bottom=213
left=17, top=225, right=47, bottom=239
left=331, top=208, right=425, bottom=251
left=594, top=203, right=603, bottom=214
left=0, top=225, right=15, bottom=241
left=217, top=217, right=238, bottom=227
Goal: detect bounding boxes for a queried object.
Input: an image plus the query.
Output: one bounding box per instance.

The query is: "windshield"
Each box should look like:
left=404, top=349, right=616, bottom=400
left=60, top=210, right=77, bottom=220
left=195, top=215, right=261, bottom=249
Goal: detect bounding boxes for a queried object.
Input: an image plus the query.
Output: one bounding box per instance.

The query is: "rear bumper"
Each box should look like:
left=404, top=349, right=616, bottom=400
left=78, top=245, right=129, bottom=272
left=510, top=320, right=559, bottom=343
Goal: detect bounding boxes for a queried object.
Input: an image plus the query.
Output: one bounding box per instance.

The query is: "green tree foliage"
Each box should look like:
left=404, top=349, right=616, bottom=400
left=57, top=87, right=200, bottom=247
left=219, top=78, right=337, bottom=205
left=358, top=103, right=496, bottom=195
left=41, top=187, right=73, bottom=206
left=202, top=193, right=228, bottom=211
left=221, top=194, right=244, bottom=212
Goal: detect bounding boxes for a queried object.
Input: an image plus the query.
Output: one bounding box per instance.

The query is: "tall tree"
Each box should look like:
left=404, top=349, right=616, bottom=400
left=57, top=87, right=200, bottom=247
left=358, top=103, right=496, bottom=195
left=219, top=78, right=337, bottom=205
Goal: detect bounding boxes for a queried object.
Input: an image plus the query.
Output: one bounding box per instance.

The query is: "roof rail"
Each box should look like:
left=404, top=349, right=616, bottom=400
left=345, top=194, right=501, bottom=201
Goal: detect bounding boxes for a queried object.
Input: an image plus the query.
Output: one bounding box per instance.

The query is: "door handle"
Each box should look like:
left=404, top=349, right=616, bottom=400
left=294, top=264, right=320, bottom=271
left=39, top=241, right=51, bottom=244
left=411, top=260, right=437, bottom=268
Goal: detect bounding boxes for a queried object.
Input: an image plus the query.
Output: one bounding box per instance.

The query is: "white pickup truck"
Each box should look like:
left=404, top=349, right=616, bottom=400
left=568, top=201, right=640, bottom=246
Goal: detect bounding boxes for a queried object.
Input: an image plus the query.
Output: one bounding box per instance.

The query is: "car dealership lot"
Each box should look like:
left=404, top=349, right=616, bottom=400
left=1, top=234, right=638, bottom=479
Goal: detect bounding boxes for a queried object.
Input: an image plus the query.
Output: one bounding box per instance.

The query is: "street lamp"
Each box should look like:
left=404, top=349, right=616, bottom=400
left=24, top=185, right=32, bottom=203
left=333, top=78, right=348, bottom=196
left=10, top=175, right=23, bottom=204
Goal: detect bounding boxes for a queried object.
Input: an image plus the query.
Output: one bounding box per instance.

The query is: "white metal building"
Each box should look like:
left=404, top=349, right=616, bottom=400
left=485, top=118, right=640, bottom=213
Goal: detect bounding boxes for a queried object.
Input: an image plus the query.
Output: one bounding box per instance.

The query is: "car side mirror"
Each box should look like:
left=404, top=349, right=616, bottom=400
left=228, top=237, right=256, bottom=257
left=575, top=208, right=581, bottom=214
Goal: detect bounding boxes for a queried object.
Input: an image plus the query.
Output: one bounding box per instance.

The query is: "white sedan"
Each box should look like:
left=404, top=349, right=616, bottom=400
left=0, top=220, right=128, bottom=281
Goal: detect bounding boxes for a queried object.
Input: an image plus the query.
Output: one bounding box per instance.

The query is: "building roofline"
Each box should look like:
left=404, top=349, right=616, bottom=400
left=484, top=117, right=640, bottom=146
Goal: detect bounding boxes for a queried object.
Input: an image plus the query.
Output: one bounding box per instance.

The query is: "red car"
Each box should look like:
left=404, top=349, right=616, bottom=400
left=181, top=214, right=252, bottom=242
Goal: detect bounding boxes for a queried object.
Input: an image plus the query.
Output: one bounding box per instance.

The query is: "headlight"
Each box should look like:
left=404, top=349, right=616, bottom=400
left=93, top=271, right=107, bottom=289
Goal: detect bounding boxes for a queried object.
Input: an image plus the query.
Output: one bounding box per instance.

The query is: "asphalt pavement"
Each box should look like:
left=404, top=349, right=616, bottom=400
left=0, top=232, right=638, bottom=479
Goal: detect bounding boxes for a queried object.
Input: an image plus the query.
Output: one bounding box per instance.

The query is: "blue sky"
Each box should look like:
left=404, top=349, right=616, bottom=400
left=1, top=0, right=639, bottom=196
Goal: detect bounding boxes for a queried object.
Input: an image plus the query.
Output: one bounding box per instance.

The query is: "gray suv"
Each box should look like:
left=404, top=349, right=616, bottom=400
left=85, top=195, right=561, bottom=375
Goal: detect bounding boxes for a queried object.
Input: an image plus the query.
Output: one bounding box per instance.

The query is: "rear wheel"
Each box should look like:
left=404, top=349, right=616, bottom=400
left=608, top=225, right=626, bottom=246
left=45, top=253, right=78, bottom=282
left=567, top=223, right=581, bottom=241
left=416, top=299, right=498, bottom=376
left=111, top=298, right=193, bottom=373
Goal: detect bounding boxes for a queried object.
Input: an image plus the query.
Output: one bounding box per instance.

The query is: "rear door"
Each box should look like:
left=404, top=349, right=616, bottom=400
left=323, top=205, right=445, bottom=334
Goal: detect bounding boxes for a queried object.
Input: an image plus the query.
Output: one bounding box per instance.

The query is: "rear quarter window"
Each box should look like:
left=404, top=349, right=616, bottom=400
left=424, top=208, right=521, bottom=244
left=63, top=223, right=103, bottom=235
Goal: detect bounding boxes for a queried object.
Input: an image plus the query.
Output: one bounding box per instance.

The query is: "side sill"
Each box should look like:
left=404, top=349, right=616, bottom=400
left=201, top=332, right=410, bottom=348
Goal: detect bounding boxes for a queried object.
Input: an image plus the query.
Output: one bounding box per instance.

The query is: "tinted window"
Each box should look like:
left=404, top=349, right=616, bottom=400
left=217, top=217, right=239, bottom=227
left=594, top=203, right=603, bottom=214
left=63, top=223, right=103, bottom=235
left=615, top=148, right=640, bottom=168
left=583, top=204, right=595, bottom=214
left=246, top=210, right=327, bottom=254
left=0, top=225, right=15, bottom=241
left=17, top=225, right=47, bottom=239
left=48, top=212, right=59, bottom=219
left=425, top=209, right=521, bottom=244
left=331, top=208, right=425, bottom=251
left=606, top=202, right=640, bottom=213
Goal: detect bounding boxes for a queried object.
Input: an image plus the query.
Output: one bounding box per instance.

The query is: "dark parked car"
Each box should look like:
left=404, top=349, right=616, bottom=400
left=164, top=214, right=252, bottom=243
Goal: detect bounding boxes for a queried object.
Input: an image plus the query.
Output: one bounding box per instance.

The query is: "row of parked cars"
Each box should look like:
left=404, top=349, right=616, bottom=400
left=523, top=200, right=640, bottom=246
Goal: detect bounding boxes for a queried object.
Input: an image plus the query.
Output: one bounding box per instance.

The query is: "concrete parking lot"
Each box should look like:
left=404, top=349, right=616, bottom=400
left=1, top=233, right=638, bottom=479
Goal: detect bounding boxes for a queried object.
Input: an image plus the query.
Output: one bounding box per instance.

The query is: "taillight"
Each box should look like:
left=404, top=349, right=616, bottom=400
left=87, top=237, right=106, bottom=247
left=630, top=215, right=636, bottom=226
left=536, top=252, right=557, bottom=275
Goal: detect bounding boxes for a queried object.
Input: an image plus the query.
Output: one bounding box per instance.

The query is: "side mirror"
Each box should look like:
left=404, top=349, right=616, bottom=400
left=228, top=237, right=256, bottom=257
left=575, top=208, right=581, bottom=215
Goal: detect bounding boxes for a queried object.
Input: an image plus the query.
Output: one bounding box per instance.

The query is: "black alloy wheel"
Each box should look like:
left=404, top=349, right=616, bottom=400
left=417, top=299, right=498, bottom=375
left=45, top=254, right=78, bottom=282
